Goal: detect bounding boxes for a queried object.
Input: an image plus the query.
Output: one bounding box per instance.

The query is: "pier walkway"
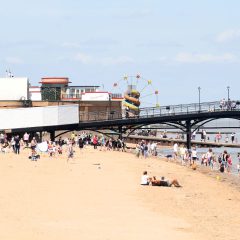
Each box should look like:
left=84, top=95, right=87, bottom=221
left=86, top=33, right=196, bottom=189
left=5, top=100, right=240, bottom=149
left=125, top=135, right=240, bottom=148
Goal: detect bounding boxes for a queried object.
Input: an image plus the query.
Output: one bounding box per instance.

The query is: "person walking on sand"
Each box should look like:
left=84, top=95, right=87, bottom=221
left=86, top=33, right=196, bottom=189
left=67, top=141, right=74, bottom=161
left=92, top=135, right=98, bottom=149
left=173, top=142, right=178, bottom=160
left=191, top=147, right=197, bottom=165
left=23, top=132, right=29, bottom=147
left=226, top=154, right=232, bottom=174
left=237, top=153, right=240, bottom=175
left=30, top=137, right=37, bottom=150
left=14, top=135, right=20, bottom=154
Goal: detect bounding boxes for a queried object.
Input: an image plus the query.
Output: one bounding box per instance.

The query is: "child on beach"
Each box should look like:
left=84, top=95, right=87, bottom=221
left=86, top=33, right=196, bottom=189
left=226, top=154, right=232, bottom=173
left=237, top=153, right=240, bottom=175
left=67, top=142, right=74, bottom=161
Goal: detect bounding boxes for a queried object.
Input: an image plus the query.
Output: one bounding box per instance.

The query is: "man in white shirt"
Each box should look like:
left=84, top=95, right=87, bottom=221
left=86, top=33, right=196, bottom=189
left=140, top=171, right=151, bottom=185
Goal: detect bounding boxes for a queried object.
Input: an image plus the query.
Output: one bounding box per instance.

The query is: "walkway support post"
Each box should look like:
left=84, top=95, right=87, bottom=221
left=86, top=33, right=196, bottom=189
left=50, top=131, right=55, bottom=141
left=118, top=126, right=122, bottom=139
left=186, top=120, right=191, bottom=150
left=39, top=132, right=43, bottom=142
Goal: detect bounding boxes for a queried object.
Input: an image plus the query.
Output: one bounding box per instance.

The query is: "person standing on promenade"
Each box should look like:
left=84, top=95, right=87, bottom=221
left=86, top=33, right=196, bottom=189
left=220, top=98, right=226, bottom=110
left=192, top=130, right=197, bottom=140
left=231, top=133, right=235, bottom=143
left=203, top=129, right=207, bottom=142
left=225, top=135, right=229, bottom=143
left=200, top=130, right=204, bottom=142
left=216, top=132, right=222, bottom=143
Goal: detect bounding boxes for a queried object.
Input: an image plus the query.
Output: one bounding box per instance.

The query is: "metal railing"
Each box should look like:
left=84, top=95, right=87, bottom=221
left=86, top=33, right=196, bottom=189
left=79, top=100, right=240, bottom=122
left=62, top=94, right=82, bottom=99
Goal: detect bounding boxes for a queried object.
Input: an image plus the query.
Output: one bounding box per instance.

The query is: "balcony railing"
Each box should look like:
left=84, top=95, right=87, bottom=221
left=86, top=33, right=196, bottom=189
left=62, top=94, right=82, bottom=99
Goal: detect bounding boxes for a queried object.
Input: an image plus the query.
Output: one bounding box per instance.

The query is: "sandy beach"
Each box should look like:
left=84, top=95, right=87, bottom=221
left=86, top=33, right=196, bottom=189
left=0, top=145, right=239, bottom=240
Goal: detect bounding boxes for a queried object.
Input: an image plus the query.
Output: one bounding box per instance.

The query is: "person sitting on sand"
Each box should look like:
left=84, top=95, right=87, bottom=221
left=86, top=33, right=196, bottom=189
left=140, top=171, right=151, bottom=185
left=151, top=176, right=182, bottom=187
left=28, top=148, right=40, bottom=161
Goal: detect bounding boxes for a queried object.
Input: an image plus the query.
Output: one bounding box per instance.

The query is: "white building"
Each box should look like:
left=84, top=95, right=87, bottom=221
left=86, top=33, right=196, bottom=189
left=29, top=86, right=41, bottom=101
left=0, top=77, right=29, bottom=100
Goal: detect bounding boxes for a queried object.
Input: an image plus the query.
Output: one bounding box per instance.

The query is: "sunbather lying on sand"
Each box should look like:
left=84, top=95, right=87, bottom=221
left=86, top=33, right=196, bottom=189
left=151, top=176, right=182, bottom=187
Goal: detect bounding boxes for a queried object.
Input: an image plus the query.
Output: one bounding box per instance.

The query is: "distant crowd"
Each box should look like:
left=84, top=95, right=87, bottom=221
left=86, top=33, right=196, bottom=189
left=171, top=142, right=240, bottom=175
left=0, top=131, right=127, bottom=161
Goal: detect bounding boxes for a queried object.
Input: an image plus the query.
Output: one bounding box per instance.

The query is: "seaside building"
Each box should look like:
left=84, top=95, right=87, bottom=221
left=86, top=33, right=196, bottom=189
left=29, top=86, right=41, bottom=101
left=0, top=76, right=123, bottom=123
left=0, top=77, right=29, bottom=101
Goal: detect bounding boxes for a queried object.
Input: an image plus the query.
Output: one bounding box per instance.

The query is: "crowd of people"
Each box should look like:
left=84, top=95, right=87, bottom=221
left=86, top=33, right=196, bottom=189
left=135, top=140, right=158, bottom=158
left=171, top=142, right=240, bottom=175
left=0, top=131, right=129, bottom=161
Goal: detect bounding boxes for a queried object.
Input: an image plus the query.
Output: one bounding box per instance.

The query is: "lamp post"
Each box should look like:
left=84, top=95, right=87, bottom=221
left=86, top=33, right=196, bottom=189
left=227, top=86, right=230, bottom=101
left=198, top=87, right=201, bottom=112
left=109, top=93, right=112, bottom=119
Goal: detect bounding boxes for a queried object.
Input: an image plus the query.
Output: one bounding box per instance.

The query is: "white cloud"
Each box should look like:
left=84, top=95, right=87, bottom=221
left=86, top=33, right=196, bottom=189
left=74, top=53, right=134, bottom=65
left=75, top=53, right=93, bottom=64
left=62, top=42, right=81, bottom=49
left=216, top=29, right=240, bottom=43
left=175, top=52, right=237, bottom=63
left=5, top=57, right=24, bottom=64
left=115, top=9, right=152, bottom=18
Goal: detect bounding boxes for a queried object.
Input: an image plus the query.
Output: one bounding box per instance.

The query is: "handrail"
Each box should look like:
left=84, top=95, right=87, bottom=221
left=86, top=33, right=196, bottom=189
left=79, top=100, right=240, bottom=122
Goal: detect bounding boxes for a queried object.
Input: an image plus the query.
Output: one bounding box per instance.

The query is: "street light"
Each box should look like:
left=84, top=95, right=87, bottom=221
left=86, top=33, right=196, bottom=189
left=227, top=86, right=230, bottom=101
left=108, top=92, right=112, bottom=119
left=198, top=87, right=201, bottom=112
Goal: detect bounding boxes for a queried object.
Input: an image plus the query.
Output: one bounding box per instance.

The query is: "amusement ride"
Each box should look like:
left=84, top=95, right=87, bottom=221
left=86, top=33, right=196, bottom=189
left=112, top=74, right=159, bottom=116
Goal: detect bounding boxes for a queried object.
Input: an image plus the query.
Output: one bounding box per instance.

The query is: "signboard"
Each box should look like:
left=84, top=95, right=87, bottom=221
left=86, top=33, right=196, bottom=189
left=82, top=92, right=110, bottom=101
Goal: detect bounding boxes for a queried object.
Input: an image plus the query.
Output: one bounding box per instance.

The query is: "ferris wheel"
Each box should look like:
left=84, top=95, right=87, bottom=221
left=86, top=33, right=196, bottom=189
left=112, top=74, right=159, bottom=114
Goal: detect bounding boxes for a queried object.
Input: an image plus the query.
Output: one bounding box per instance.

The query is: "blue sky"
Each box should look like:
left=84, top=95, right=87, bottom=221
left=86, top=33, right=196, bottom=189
left=1, top=0, right=240, bottom=105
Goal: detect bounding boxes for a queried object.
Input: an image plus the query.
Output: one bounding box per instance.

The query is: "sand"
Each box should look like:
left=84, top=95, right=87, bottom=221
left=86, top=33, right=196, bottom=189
left=0, top=145, right=239, bottom=240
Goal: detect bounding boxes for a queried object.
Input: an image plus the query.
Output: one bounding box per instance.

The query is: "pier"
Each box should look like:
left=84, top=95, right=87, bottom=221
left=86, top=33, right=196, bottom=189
left=125, top=134, right=240, bottom=148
